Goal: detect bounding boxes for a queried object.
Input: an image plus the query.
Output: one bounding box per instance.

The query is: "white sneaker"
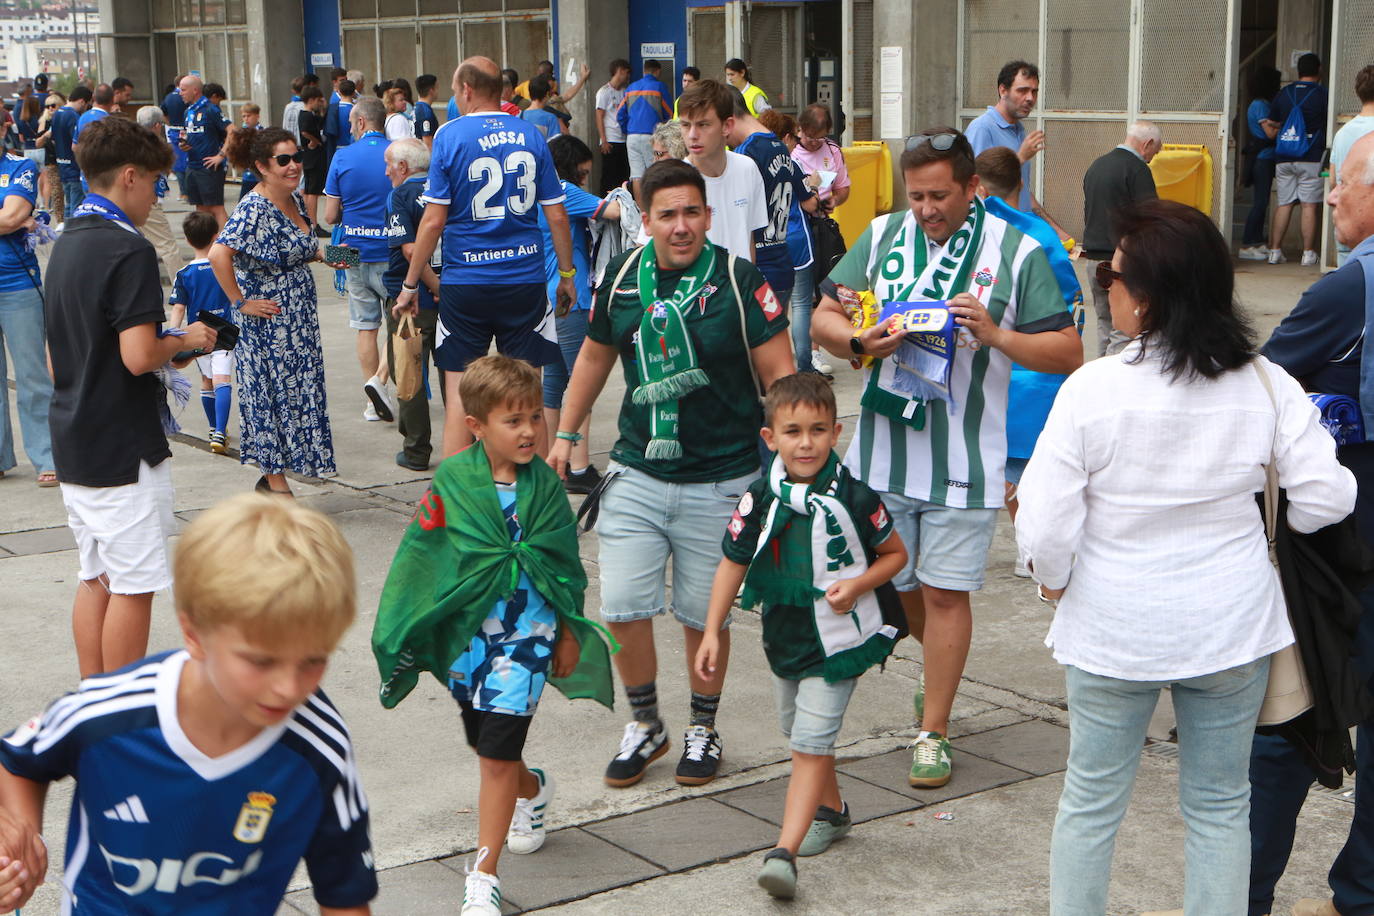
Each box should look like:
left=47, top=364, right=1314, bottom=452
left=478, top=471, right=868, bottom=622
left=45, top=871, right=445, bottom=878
left=1014, top=549, right=1032, bottom=578
left=364, top=375, right=396, bottom=422
left=1301, top=250, right=1319, bottom=267
left=506, top=768, right=554, bottom=855
left=811, top=350, right=833, bottom=374
left=1237, top=244, right=1268, bottom=261
left=1268, top=249, right=1286, bottom=265
left=461, top=848, right=502, bottom=915
left=363, top=404, right=381, bottom=422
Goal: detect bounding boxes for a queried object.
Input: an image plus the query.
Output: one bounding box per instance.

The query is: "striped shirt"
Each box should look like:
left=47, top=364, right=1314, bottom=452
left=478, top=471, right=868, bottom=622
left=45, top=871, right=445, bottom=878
left=826, top=208, right=1069, bottom=508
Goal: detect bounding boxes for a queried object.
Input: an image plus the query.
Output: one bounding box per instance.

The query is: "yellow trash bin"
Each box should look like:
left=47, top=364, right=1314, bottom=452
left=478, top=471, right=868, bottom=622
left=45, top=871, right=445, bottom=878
left=832, top=141, right=894, bottom=248
left=1149, top=143, right=1213, bottom=216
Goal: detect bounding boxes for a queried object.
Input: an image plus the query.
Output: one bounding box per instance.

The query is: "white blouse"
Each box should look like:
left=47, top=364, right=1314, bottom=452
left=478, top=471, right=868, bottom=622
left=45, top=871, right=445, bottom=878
left=1015, top=344, right=1357, bottom=681
left=385, top=112, right=414, bottom=141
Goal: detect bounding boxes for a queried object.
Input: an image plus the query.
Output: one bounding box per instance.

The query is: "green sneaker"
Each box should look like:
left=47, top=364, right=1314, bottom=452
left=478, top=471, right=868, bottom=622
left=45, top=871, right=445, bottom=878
left=908, top=730, right=952, bottom=788
left=797, top=803, right=852, bottom=856
left=756, top=848, right=798, bottom=899
left=914, top=671, right=925, bottom=722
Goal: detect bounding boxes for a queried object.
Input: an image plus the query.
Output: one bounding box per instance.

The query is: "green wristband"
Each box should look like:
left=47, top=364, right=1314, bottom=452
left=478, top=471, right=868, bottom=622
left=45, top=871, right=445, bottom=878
left=555, top=430, right=583, bottom=443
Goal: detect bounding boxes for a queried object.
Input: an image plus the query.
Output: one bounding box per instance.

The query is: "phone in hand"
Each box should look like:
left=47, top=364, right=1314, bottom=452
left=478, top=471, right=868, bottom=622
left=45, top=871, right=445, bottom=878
left=324, top=244, right=360, bottom=268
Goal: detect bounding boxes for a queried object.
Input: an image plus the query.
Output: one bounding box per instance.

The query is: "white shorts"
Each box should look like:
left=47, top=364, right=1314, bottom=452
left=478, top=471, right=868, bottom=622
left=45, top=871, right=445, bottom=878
left=1275, top=161, right=1324, bottom=205
left=627, top=133, right=656, bottom=180
left=61, top=459, right=176, bottom=595
left=195, top=350, right=235, bottom=379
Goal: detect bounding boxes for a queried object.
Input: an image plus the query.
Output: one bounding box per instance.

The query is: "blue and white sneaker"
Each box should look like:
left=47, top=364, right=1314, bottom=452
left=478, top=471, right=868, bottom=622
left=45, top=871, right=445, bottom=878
left=507, top=767, right=554, bottom=854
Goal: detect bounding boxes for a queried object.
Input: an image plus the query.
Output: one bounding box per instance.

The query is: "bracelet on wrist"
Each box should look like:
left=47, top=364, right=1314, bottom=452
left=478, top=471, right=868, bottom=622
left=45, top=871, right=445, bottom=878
left=401, top=282, right=419, bottom=292
left=557, top=267, right=576, bottom=279
left=555, top=430, right=583, bottom=443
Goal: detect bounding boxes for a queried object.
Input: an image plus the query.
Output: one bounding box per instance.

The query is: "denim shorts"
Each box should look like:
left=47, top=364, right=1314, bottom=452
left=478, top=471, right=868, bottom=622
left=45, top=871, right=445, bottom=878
left=882, top=490, right=999, bottom=592
left=345, top=261, right=388, bottom=331
left=774, top=675, right=857, bottom=756
left=542, top=307, right=590, bottom=409
left=597, top=462, right=757, bottom=630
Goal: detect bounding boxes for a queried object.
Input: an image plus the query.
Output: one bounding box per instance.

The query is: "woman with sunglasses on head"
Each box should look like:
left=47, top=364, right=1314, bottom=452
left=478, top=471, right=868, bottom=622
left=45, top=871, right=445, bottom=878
left=209, top=127, right=347, bottom=497
left=1015, top=199, right=1357, bottom=915
left=37, top=92, right=63, bottom=214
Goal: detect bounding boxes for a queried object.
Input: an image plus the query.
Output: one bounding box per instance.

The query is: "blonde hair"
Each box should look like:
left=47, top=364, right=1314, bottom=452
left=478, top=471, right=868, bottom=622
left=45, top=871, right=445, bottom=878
left=174, top=494, right=357, bottom=649
left=460, top=355, right=542, bottom=423
left=384, top=87, right=408, bottom=112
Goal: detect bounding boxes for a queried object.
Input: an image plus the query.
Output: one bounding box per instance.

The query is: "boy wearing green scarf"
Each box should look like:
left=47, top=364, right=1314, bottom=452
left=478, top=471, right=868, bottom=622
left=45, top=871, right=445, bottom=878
left=372, top=356, right=615, bottom=916
left=695, top=374, right=907, bottom=901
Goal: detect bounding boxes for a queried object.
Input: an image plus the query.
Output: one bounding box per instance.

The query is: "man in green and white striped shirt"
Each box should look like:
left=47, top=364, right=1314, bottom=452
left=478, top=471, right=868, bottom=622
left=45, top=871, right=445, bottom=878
left=813, top=128, right=1082, bottom=788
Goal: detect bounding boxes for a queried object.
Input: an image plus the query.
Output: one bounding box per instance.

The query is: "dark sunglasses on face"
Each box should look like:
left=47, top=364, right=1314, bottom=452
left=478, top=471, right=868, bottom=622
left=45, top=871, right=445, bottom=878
left=905, top=131, right=960, bottom=152
left=272, top=151, right=305, bottom=167
left=1095, top=261, right=1124, bottom=290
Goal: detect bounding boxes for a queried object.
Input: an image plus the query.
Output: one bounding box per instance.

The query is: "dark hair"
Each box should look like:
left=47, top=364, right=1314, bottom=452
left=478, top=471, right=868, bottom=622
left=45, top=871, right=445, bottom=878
left=93, top=83, right=114, bottom=106
left=69, top=85, right=92, bottom=104
left=20, top=95, right=40, bottom=122
left=457, top=58, right=503, bottom=100
left=1297, top=53, right=1321, bottom=78
left=900, top=128, right=976, bottom=185
left=974, top=146, right=1021, bottom=197
left=1249, top=66, right=1281, bottom=102
left=502, top=68, right=519, bottom=88
left=609, top=58, right=631, bottom=76
left=536, top=60, right=554, bottom=74
left=997, top=60, right=1039, bottom=90
left=301, top=86, right=323, bottom=103
left=639, top=158, right=707, bottom=213
left=111, top=76, right=134, bottom=92
left=226, top=125, right=295, bottom=173
left=392, top=77, right=413, bottom=103
left=416, top=73, right=437, bottom=95
left=291, top=76, right=306, bottom=94
left=678, top=78, right=732, bottom=122
left=727, top=85, right=749, bottom=118
left=644, top=59, right=662, bottom=73
left=182, top=210, right=219, bottom=249
left=302, top=73, right=320, bottom=87
left=764, top=373, right=837, bottom=426
left=682, top=66, right=700, bottom=81
left=1115, top=199, right=1254, bottom=380
left=75, top=116, right=174, bottom=188
left=1356, top=65, right=1374, bottom=104
left=724, top=58, right=748, bottom=79
left=529, top=74, right=553, bottom=102
left=338, top=79, right=356, bottom=97
left=372, top=79, right=393, bottom=98
left=330, top=67, right=347, bottom=81
left=204, top=83, right=226, bottom=101
left=549, top=133, right=593, bottom=183
left=797, top=103, right=832, bottom=135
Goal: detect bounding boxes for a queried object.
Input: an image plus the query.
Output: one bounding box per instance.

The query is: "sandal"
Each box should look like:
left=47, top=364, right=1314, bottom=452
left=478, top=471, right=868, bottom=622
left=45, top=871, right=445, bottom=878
left=36, top=470, right=58, bottom=488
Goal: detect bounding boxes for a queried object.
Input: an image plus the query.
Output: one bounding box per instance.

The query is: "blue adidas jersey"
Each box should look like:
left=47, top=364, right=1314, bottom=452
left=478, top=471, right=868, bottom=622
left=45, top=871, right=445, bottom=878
left=422, top=111, right=565, bottom=286
left=734, top=132, right=814, bottom=294
left=51, top=106, right=80, bottom=181
left=170, top=259, right=232, bottom=323
left=183, top=97, right=231, bottom=171
left=0, top=155, right=40, bottom=293
left=0, top=651, right=377, bottom=914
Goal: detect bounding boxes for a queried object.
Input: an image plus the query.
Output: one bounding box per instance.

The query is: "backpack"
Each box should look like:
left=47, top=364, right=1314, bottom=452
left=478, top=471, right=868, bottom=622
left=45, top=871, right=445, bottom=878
left=1275, top=85, right=1314, bottom=158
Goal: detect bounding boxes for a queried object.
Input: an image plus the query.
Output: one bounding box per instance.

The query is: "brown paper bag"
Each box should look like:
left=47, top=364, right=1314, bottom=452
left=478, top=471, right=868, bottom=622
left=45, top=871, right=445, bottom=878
left=391, top=313, right=424, bottom=402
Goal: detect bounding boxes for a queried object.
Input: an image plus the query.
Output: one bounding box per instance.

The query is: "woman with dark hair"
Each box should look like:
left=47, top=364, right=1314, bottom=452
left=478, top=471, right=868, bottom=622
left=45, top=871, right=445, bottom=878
left=724, top=58, right=770, bottom=115
left=16, top=95, right=43, bottom=166
left=1240, top=66, right=1283, bottom=260
left=208, top=127, right=345, bottom=496
left=1015, top=199, right=1357, bottom=915
left=537, top=132, right=621, bottom=493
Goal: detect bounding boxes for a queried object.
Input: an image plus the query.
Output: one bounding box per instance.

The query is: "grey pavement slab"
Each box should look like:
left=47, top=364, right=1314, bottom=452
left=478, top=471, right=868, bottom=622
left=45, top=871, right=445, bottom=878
left=0, top=524, right=75, bottom=557
left=286, top=859, right=521, bottom=915
left=583, top=797, right=780, bottom=872
left=713, top=770, right=920, bottom=826
left=837, top=744, right=1034, bottom=804
left=952, top=719, right=1070, bottom=777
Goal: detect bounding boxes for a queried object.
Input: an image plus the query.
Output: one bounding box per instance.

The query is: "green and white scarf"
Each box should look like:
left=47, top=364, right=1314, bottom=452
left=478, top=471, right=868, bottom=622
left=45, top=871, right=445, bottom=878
left=630, top=240, right=716, bottom=460
left=741, top=453, right=898, bottom=682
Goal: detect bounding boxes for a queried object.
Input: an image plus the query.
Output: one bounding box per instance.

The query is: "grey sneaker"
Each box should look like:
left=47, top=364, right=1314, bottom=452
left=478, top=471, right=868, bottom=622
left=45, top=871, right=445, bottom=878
left=756, top=847, right=798, bottom=899
left=797, top=803, right=851, bottom=856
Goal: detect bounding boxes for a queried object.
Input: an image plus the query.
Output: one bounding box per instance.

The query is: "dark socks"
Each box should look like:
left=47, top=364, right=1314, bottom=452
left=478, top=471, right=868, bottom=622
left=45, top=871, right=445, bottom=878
left=626, top=681, right=661, bottom=728
left=214, top=384, right=232, bottom=433
left=690, top=691, right=720, bottom=729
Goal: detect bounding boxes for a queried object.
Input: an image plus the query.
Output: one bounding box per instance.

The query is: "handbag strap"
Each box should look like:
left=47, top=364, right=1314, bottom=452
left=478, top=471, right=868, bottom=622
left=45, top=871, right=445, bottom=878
left=1253, top=359, right=1280, bottom=545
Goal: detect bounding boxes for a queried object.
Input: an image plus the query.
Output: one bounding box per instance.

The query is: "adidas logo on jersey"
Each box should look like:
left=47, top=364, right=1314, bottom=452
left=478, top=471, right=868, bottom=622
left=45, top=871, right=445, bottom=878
left=103, top=795, right=150, bottom=824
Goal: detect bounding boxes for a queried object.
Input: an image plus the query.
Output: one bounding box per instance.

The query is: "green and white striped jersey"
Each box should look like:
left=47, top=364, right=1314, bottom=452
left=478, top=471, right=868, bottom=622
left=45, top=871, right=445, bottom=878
left=828, top=208, right=1069, bottom=509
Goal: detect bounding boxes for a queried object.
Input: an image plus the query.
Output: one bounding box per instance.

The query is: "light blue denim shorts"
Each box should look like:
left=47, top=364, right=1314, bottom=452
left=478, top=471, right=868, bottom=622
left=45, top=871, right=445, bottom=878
left=345, top=260, right=388, bottom=331
left=774, top=675, right=857, bottom=756
left=881, top=490, right=999, bottom=592
left=596, top=462, right=756, bottom=630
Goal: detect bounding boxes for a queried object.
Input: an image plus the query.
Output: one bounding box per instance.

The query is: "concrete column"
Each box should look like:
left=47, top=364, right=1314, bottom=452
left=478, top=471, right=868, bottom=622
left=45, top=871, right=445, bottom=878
left=1275, top=0, right=1322, bottom=81
left=556, top=0, right=629, bottom=183
left=247, top=0, right=305, bottom=128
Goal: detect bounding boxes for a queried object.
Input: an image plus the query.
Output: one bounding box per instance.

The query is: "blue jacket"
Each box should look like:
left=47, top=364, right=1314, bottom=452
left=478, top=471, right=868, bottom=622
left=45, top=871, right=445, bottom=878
left=616, top=75, right=670, bottom=136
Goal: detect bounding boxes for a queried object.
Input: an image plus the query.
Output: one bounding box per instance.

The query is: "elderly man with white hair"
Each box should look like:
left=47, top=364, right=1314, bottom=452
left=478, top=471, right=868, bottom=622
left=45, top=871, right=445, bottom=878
left=382, top=137, right=442, bottom=470
left=134, top=103, right=186, bottom=283
left=1081, top=119, right=1162, bottom=355
left=1249, top=129, right=1374, bottom=916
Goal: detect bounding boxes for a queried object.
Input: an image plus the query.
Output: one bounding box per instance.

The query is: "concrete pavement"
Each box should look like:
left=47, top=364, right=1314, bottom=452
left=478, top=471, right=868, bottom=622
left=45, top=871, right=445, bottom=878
left=0, top=195, right=1359, bottom=915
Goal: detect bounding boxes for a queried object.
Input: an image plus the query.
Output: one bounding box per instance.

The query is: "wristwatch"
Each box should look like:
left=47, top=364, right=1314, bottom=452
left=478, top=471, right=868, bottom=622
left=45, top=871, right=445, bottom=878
left=233, top=297, right=245, bottom=310
left=848, top=333, right=865, bottom=356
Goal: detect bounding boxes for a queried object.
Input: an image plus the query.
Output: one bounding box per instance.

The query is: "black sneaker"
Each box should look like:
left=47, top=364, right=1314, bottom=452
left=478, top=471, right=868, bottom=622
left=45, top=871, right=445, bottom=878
left=675, top=725, right=723, bottom=786
left=563, top=464, right=602, bottom=495
left=604, top=722, right=669, bottom=788
left=395, top=451, right=429, bottom=472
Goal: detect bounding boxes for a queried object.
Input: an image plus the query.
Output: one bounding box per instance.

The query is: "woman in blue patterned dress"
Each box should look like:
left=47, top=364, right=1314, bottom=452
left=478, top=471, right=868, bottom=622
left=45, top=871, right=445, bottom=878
left=210, top=127, right=343, bottom=495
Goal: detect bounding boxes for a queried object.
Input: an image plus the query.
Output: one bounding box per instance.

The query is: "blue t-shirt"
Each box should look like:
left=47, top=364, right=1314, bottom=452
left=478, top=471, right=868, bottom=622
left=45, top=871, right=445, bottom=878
left=183, top=97, right=231, bottom=171
left=733, top=132, right=813, bottom=294
left=323, top=131, right=393, bottom=262
left=1247, top=98, right=1276, bottom=161
left=74, top=106, right=108, bottom=143
left=447, top=96, right=458, bottom=122
left=0, top=155, right=39, bottom=292
left=422, top=112, right=565, bottom=286
left=160, top=90, right=186, bottom=127
left=169, top=259, right=231, bottom=323
left=1270, top=80, right=1329, bottom=163
left=538, top=179, right=605, bottom=311
left=0, top=651, right=377, bottom=914
left=521, top=107, right=562, bottom=140
left=414, top=100, right=437, bottom=139
left=384, top=174, right=439, bottom=308
left=51, top=105, right=80, bottom=181
left=966, top=106, right=1032, bottom=211
left=335, top=100, right=355, bottom=147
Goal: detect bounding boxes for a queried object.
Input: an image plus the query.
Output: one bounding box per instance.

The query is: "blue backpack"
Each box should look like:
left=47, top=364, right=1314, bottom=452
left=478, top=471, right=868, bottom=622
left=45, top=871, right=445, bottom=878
left=1275, top=85, right=1314, bottom=158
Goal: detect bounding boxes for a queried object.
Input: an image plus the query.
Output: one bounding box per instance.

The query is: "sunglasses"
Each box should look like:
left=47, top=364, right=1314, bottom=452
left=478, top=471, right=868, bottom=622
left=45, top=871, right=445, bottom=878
left=1095, top=261, right=1124, bottom=290
left=905, top=131, right=960, bottom=152
left=271, top=151, right=305, bottom=167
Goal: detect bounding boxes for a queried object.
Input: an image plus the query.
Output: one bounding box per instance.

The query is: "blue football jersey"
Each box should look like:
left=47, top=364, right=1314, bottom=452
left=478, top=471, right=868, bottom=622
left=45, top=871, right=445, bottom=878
left=0, top=155, right=40, bottom=293
left=169, top=259, right=232, bottom=324
left=51, top=106, right=80, bottom=181
left=183, top=97, right=231, bottom=171
left=422, top=111, right=565, bottom=286
left=734, top=132, right=814, bottom=294
left=0, top=651, right=377, bottom=914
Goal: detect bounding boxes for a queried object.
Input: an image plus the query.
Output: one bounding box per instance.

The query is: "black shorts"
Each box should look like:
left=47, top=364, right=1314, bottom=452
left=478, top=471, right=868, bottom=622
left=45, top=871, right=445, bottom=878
left=457, top=700, right=533, bottom=761
left=185, top=167, right=226, bottom=206
left=434, top=282, right=560, bottom=372
left=302, top=165, right=326, bottom=196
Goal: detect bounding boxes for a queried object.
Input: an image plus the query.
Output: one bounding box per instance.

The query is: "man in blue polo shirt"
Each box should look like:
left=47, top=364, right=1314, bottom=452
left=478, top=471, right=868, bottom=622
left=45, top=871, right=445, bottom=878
left=394, top=56, right=575, bottom=459
left=50, top=85, right=90, bottom=218
left=178, top=74, right=231, bottom=226
left=325, top=95, right=396, bottom=423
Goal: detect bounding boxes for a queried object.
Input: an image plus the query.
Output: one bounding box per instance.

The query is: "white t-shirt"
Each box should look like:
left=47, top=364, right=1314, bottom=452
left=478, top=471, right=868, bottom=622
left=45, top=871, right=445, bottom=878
left=596, top=84, right=626, bottom=144
left=385, top=112, right=414, bottom=141
left=696, top=151, right=768, bottom=262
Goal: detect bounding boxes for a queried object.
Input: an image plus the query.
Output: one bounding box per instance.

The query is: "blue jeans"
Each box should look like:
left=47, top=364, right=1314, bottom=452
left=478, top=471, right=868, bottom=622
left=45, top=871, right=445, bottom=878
left=0, top=286, right=54, bottom=474
left=62, top=179, right=85, bottom=218
left=541, top=308, right=589, bottom=409
left=1051, top=658, right=1270, bottom=916
left=1243, top=157, right=1276, bottom=246
left=790, top=264, right=816, bottom=372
